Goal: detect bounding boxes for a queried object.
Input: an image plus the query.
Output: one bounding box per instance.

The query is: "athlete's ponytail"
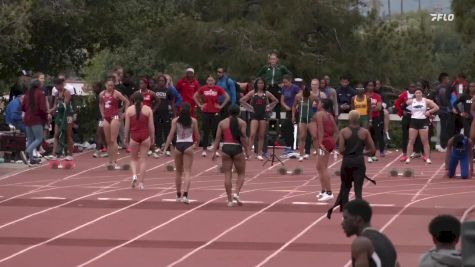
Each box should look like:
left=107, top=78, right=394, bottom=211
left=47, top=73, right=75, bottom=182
left=228, top=104, right=241, bottom=142
left=178, top=103, right=192, bottom=128
left=133, top=93, right=143, bottom=120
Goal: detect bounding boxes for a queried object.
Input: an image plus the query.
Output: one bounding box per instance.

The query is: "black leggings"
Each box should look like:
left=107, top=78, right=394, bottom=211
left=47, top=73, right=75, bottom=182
left=201, top=112, right=219, bottom=148
left=336, top=157, right=366, bottom=210
left=281, top=111, right=294, bottom=149
left=155, top=116, right=171, bottom=149
left=370, top=116, right=385, bottom=154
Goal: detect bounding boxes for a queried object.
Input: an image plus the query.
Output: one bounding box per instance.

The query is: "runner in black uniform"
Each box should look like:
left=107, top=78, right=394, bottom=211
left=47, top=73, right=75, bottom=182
left=328, top=110, right=375, bottom=219
left=342, top=199, right=399, bottom=267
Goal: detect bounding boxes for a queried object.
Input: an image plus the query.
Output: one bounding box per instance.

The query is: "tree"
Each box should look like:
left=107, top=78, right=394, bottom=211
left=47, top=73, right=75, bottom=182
left=0, top=0, right=31, bottom=82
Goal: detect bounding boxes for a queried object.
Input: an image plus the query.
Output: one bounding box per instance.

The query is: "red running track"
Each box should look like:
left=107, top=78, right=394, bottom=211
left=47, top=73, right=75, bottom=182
left=0, top=149, right=474, bottom=266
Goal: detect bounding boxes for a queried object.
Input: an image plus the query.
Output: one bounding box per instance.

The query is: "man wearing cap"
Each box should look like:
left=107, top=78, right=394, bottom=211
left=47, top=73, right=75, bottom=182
left=176, top=68, right=200, bottom=117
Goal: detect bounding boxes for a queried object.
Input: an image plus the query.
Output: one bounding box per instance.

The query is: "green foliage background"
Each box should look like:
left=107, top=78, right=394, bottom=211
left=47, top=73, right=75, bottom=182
left=1, top=0, right=475, bottom=144
left=1, top=0, right=474, bottom=88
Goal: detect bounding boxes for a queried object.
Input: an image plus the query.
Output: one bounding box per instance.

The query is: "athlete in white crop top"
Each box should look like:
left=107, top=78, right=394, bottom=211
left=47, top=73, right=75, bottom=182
left=405, top=88, right=439, bottom=164
left=163, top=104, right=200, bottom=204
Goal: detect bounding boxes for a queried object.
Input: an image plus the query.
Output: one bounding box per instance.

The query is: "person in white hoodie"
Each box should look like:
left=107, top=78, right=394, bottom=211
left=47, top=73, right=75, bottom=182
left=420, top=215, right=462, bottom=267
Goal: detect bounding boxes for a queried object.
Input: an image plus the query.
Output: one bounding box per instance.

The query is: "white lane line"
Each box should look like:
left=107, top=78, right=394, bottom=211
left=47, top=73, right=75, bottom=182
left=370, top=204, right=395, bottom=207
left=30, top=197, right=66, bottom=200
left=292, top=202, right=328, bottom=206
left=162, top=199, right=197, bottom=203
left=97, top=198, right=132, bottom=201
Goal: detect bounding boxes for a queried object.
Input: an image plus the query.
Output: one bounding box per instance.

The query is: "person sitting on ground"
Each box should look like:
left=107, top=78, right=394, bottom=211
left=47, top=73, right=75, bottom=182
left=419, top=214, right=462, bottom=267
left=445, top=133, right=473, bottom=179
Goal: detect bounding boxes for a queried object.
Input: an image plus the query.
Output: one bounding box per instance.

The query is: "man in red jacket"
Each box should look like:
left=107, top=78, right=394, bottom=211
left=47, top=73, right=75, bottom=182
left=394, top=82, right=423, bottom=161
left=176, top=68, right=200, bottom=117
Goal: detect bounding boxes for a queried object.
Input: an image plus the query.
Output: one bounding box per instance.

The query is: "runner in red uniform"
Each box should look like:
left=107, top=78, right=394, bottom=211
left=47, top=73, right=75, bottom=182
left=211, top=105, right=249, bottom=207
left=99, top=76, right=130, bottom=169
left=314, top=98, right=338, bottom=202
left=130, top=76, right=160, bottom=157
left=125, top=93, right=154, bottom=190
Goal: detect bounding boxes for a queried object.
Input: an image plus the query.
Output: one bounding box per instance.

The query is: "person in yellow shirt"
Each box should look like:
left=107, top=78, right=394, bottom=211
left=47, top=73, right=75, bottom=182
left=351, top=85, right=371, bottom=128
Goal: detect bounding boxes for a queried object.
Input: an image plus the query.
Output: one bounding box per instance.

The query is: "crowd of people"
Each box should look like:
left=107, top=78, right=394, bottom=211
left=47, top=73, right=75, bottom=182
left=3, top=50, right=475, bottom=266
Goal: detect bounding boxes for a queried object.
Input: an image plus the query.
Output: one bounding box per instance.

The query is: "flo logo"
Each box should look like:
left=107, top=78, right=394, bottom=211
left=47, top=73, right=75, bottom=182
left=430, top=13, right=455, bottom=21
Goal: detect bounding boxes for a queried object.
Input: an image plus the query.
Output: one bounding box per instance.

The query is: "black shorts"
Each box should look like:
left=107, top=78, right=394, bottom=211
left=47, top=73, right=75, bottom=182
left=251, top=112, right=267, bottom=121
left=410, top=118, right=429, bottom=130
left=222, top=144, right=243, bottom=158
left=175, top=142, right=193, bottom=153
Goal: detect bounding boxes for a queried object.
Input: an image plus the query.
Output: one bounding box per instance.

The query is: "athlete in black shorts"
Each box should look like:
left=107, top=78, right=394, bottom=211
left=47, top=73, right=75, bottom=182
left=211, top=105, right=249, bottom=207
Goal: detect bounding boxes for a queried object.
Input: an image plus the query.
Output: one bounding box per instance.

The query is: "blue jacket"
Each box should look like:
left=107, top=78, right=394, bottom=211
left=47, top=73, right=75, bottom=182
left=217, top=76, right=236, bottom=105
left=168, top=85, right=183, bottom=108
left=5, top=97, right=23, bottom=124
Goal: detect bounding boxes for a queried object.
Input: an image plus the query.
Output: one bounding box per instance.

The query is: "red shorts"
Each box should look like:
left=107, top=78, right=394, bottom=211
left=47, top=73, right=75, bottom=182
left=104, top=115, right=119, bottom=124
left=131, top=131, right=150, bottom=143
left=322, top=138, right=336, bottom=153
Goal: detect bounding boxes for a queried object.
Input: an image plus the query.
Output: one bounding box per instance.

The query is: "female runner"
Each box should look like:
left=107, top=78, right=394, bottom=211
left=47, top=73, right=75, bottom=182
left=292, top=81, right=320, bottom=161
left=405, top=87, right=439, bottom=164
left=48, top=78, right=74, bottom=161
left=125, top=93, right=155, bottom=189
left=314, top=99, right=338, bottom=201
left=240, top=78, right=278, bottom=160
left=211, top=105, right=249, bottom=207
left=99, top=76, right=130, bottom=169
left=164, top=103, right=200, bottom=204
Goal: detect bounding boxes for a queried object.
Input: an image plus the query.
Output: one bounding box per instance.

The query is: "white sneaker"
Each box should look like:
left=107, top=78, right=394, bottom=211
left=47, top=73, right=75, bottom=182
left=207, top=146, right=213, bottom=151
left=435, top=144, right=443, bottom=152
left=152, top=152, right=160, bottom=158
left=215, top=151, right=220, bottom=157
left=318, top=192, right=334, bottom=202
left=93, top=151, right=100, bottom=158
left=313, top=150, right=317, bottom=155
left=33, top=149, right=40, bottom=158
left=201, top=151, right=207, bottom=157
left=425, top=158, right=432, bottom=164
left=227, top=201, right=236, bottom=207
left=371, top=156, right=378, bottom=161
left=405, top=158, right=411, bottom=164
left=368, top=157, right=373, bottom=163
left=298, top=156, right=304, bottom=162
left=45, top=155, right=57, bottom=161
left=385, top=131, right=391, bottom=140
left=233, top=194, right=243, bottom=206
left=154, top=148, right=162, bottom=153
left=65, top=155, right=73, bottom=161
left=316, top=192, right=324, bottom=199
left=303, top=154, right=310, bottom=160
left=131, top=175, right=137, bottom=188
left=182, top=196, right=190, bottom=204
left=147, top=150, right=152, bottom=156
left=165, top=151, right=171, bottom=156
left=113, top=163, right=122, bottom=170
left=176, top=197, right=182, bottom=202
left=257, top=155, right=264, bottom=161
left=138, top=182, right=144, bottom=190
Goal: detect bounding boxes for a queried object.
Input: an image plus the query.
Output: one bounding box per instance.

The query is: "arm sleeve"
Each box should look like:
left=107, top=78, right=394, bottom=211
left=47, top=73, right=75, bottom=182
left=229, top=79, right=236, bottom=104
left=169, top=86, right=183, bottom=108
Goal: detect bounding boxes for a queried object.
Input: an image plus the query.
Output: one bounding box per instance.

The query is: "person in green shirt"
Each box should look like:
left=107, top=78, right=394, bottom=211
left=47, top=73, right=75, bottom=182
left=256, top=52, right=292, bottom=120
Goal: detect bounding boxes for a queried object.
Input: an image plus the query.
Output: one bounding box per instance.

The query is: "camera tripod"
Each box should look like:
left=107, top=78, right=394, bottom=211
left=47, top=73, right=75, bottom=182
left=262, top=132, right=285, bottom=167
